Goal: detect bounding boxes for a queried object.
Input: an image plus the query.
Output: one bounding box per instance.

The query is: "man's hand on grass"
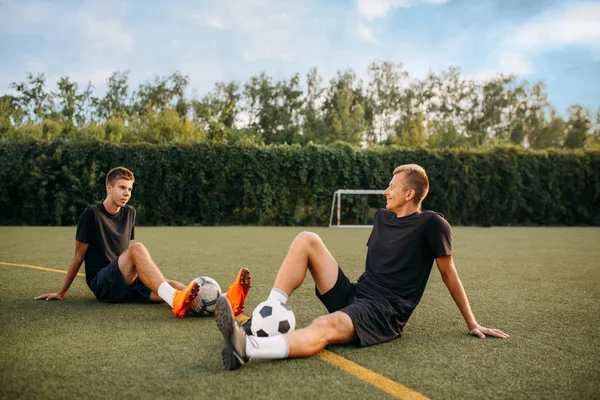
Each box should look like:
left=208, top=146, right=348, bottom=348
left=469, top=324, right=510, bottom=339
left=35, top=292, right=64, bottom=301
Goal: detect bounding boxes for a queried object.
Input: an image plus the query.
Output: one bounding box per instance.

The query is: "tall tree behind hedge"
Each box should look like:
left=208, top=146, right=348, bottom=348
left=3, top=64, right=598, bottom=149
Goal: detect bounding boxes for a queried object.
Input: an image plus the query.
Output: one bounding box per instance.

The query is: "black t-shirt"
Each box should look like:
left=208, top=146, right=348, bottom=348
left=357, top=209, right=452, bottom=321
left=75, top=204, right=136, bottom=285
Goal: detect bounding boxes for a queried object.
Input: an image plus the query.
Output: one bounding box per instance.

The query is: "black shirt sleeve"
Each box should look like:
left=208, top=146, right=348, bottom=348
left=366, top=209, right=381, bottom=247
left=75, top=206, right=95, bottom=243
left=130, top=208, right=136, bottom=240
left=426, top=212, right=452, bottom=258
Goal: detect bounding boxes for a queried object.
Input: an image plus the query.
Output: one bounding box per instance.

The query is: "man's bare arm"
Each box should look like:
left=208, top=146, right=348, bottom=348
left=35, top=241, right=89, bottom=301
left=435, top=255, right=509, bottom=339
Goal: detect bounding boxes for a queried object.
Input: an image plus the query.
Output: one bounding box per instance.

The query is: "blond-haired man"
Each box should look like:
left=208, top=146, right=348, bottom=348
left=216, top=164, right=508, bottom=370
left=36, top=167, right=250, bottom=318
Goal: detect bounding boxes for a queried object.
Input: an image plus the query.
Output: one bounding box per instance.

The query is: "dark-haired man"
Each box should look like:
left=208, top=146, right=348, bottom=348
left=36, top=166, right=250, bottom=317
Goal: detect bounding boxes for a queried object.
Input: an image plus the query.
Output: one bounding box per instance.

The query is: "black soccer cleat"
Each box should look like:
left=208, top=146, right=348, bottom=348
left=241, top=317, right=253, bottom=336
left=216, top=295, right=249, bottom=370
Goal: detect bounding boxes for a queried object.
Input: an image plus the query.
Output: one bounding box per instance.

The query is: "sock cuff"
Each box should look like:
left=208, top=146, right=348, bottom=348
left=246, top=334, right=289, bottom=359
left=157, top=282, right=176, bottom=307
left=268, top=287, right=289, bottom=304
left=283, top=335, right=289, bottom=358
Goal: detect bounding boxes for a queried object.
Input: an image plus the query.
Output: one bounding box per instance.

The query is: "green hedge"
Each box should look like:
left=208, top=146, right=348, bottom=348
left=1, top=140, right=598, bottom=226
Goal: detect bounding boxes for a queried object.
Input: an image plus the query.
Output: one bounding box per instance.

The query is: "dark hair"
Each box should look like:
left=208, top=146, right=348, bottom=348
left=106, top=167, right=134, bottom=187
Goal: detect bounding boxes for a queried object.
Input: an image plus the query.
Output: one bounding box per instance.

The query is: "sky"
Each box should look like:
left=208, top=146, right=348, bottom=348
left=1, top=0, right=599, bottom=117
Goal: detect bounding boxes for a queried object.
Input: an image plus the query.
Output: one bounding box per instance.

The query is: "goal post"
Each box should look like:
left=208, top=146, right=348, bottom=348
left=329, top=189, right=385, bottom=228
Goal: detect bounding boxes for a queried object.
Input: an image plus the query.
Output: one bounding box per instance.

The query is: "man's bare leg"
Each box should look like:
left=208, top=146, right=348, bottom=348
left=273, top=232, right=340, bottom=297
left=284, top=312, right=356, bottom=357
left=148, top=280, right=186, bottom=303
left=217, top=296, right=355, bottom=369
left=118, top=243, right=167, bottom=292
left=217, top=232, right=354, bottom=370
left=118, top=242, right=198, bottom=317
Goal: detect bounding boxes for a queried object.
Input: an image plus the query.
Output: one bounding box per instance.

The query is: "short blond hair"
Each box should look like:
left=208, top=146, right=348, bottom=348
left=393, top=164, right=429, bottom=205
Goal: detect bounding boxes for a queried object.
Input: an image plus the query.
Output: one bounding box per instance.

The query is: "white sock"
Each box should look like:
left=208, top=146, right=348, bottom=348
left=267, top=288, right=289, bottom=304
left=246, top=335, right=289, bottom=359
left=157, top=282, right=176, bottom=307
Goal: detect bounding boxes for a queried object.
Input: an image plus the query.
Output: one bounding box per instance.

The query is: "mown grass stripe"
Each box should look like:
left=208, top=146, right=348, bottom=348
left=2, top=259, right=427, bottom=398
left=0, top=261, right=85, bottom=277
left=317, top=349, right=429, bottom=400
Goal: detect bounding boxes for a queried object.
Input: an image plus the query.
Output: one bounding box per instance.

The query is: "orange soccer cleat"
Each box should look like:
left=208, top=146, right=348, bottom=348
left=172, top=280, right=200, bottom=318
left=225, top=267, right=251, bottom=317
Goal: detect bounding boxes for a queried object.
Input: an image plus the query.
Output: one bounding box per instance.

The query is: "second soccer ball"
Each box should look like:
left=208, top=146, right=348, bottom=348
left=190, top=276, right=222, bottom=316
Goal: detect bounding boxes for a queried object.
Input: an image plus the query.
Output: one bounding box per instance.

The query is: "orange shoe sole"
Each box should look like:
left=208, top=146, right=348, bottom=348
left=173, top=281, right=200, bottom=318
left=226, top=267, right=251, bottom=317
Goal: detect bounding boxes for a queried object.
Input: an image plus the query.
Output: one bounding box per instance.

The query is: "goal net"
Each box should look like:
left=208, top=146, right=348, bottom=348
left=329, top=189, right=385, bottom=228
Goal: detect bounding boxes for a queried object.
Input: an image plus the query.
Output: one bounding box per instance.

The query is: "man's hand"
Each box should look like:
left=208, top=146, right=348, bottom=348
left=469, top=324, right=510, bottom=339
left=35, top=292, right=65, bottom=301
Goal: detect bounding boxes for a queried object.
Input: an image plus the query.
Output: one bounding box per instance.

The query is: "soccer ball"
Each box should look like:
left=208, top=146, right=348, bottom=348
left=250, top=299, right=296, bottom=337
left=189, top=276, right=222, bottom=316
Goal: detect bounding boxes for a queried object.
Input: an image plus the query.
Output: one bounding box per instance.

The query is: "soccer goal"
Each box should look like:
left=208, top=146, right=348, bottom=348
left=329, top=189, right=385, bottom=228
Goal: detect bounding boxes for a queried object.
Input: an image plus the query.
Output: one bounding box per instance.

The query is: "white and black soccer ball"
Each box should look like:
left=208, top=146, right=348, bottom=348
left=250, top=299, right=296, bottom=337
left=190, top=276, right=222, bottom=316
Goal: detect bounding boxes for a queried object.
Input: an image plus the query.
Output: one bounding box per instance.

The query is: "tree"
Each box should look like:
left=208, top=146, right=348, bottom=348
left=0, top=95, right=25, bottom=138
left=10, top=73, right=53, bottom=122
left=415, top=67, right=477, bottom=146
left=322, top=70, right=366, bottom=145
left=366, top=61, right=408, bottom=144
left=93, top=71, right=130, bottom=121
left=192, top=81, right=241, bottom=142
left=244, top=72, right=303, bottom=144
left=563, top=105, right=591, bottom=149
left=521, top=82, right=552, bottom=148
left=132, top=72, right=189, bottom=116
left=55, top=76, right=93, bottom=130
left=300, top=67, right=327, bottom=144
left=0, top=65, right=596, bottom=149
left=395, top=113, right=427, bottom=147
left=588, top=106, right=600, bottom=148
left=465, top=74, right=516, bottom=145
left=530, top=109, right=565, bottom=149
left=278, top=74, right=304, bottom=144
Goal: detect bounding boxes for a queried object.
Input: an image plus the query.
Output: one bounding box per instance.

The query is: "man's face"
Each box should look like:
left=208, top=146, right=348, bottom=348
left=107, top=179, right=133, bottom=207
left=383, top=173, right=410, bottom=212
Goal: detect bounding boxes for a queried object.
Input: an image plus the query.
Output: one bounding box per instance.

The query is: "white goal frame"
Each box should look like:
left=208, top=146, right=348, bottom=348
left=329, top=189, right=385, bottom=228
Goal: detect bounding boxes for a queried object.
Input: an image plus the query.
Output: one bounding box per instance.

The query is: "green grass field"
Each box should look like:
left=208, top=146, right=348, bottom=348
left=1, top=226, right=599, bottom=399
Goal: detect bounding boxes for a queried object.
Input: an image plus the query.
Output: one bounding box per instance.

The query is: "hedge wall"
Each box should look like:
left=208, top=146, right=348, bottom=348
left=1, top=141, right=598, bottom=226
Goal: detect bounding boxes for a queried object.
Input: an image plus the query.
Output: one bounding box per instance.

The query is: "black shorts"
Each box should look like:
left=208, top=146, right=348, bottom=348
left=316, top=267, right=403, bottom=347
left=89, top=257, right=152, bottom=303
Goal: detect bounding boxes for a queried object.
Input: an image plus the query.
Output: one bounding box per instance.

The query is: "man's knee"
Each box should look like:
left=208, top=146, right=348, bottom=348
left=311, top=315, right=335, bottom=333
left=310, top=313, right=353, bottom=343
left=294, top=231, right=322, bottom=249
left=131, top=242, right=146, bottom=253
left=126, top=242, right=148, bottom=261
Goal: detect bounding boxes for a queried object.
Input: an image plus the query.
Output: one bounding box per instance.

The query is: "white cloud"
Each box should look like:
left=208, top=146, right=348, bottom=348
left=189, top=0, right=335, bottom=63
left=0, top=0, right=55, bottom=33
left=473, top=1, right=600, bottom=79
left=509, top=2, right=600, bottom=51
left=66, top=67, right=116, bottom=87
left=358, top=22, right=376, bottom=43
left=193, top=13, right=226, bottom=30
left=469, top=54, right=533, bottom=80
left=356, top=0, right=449, bottom=20
left=357, top=0, right=396, bottom=20
left=0, top=0, right=133, bottom=90
left=74, top=2, right=133, bottom=65
left=24, top=60, right=47, bottom=74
